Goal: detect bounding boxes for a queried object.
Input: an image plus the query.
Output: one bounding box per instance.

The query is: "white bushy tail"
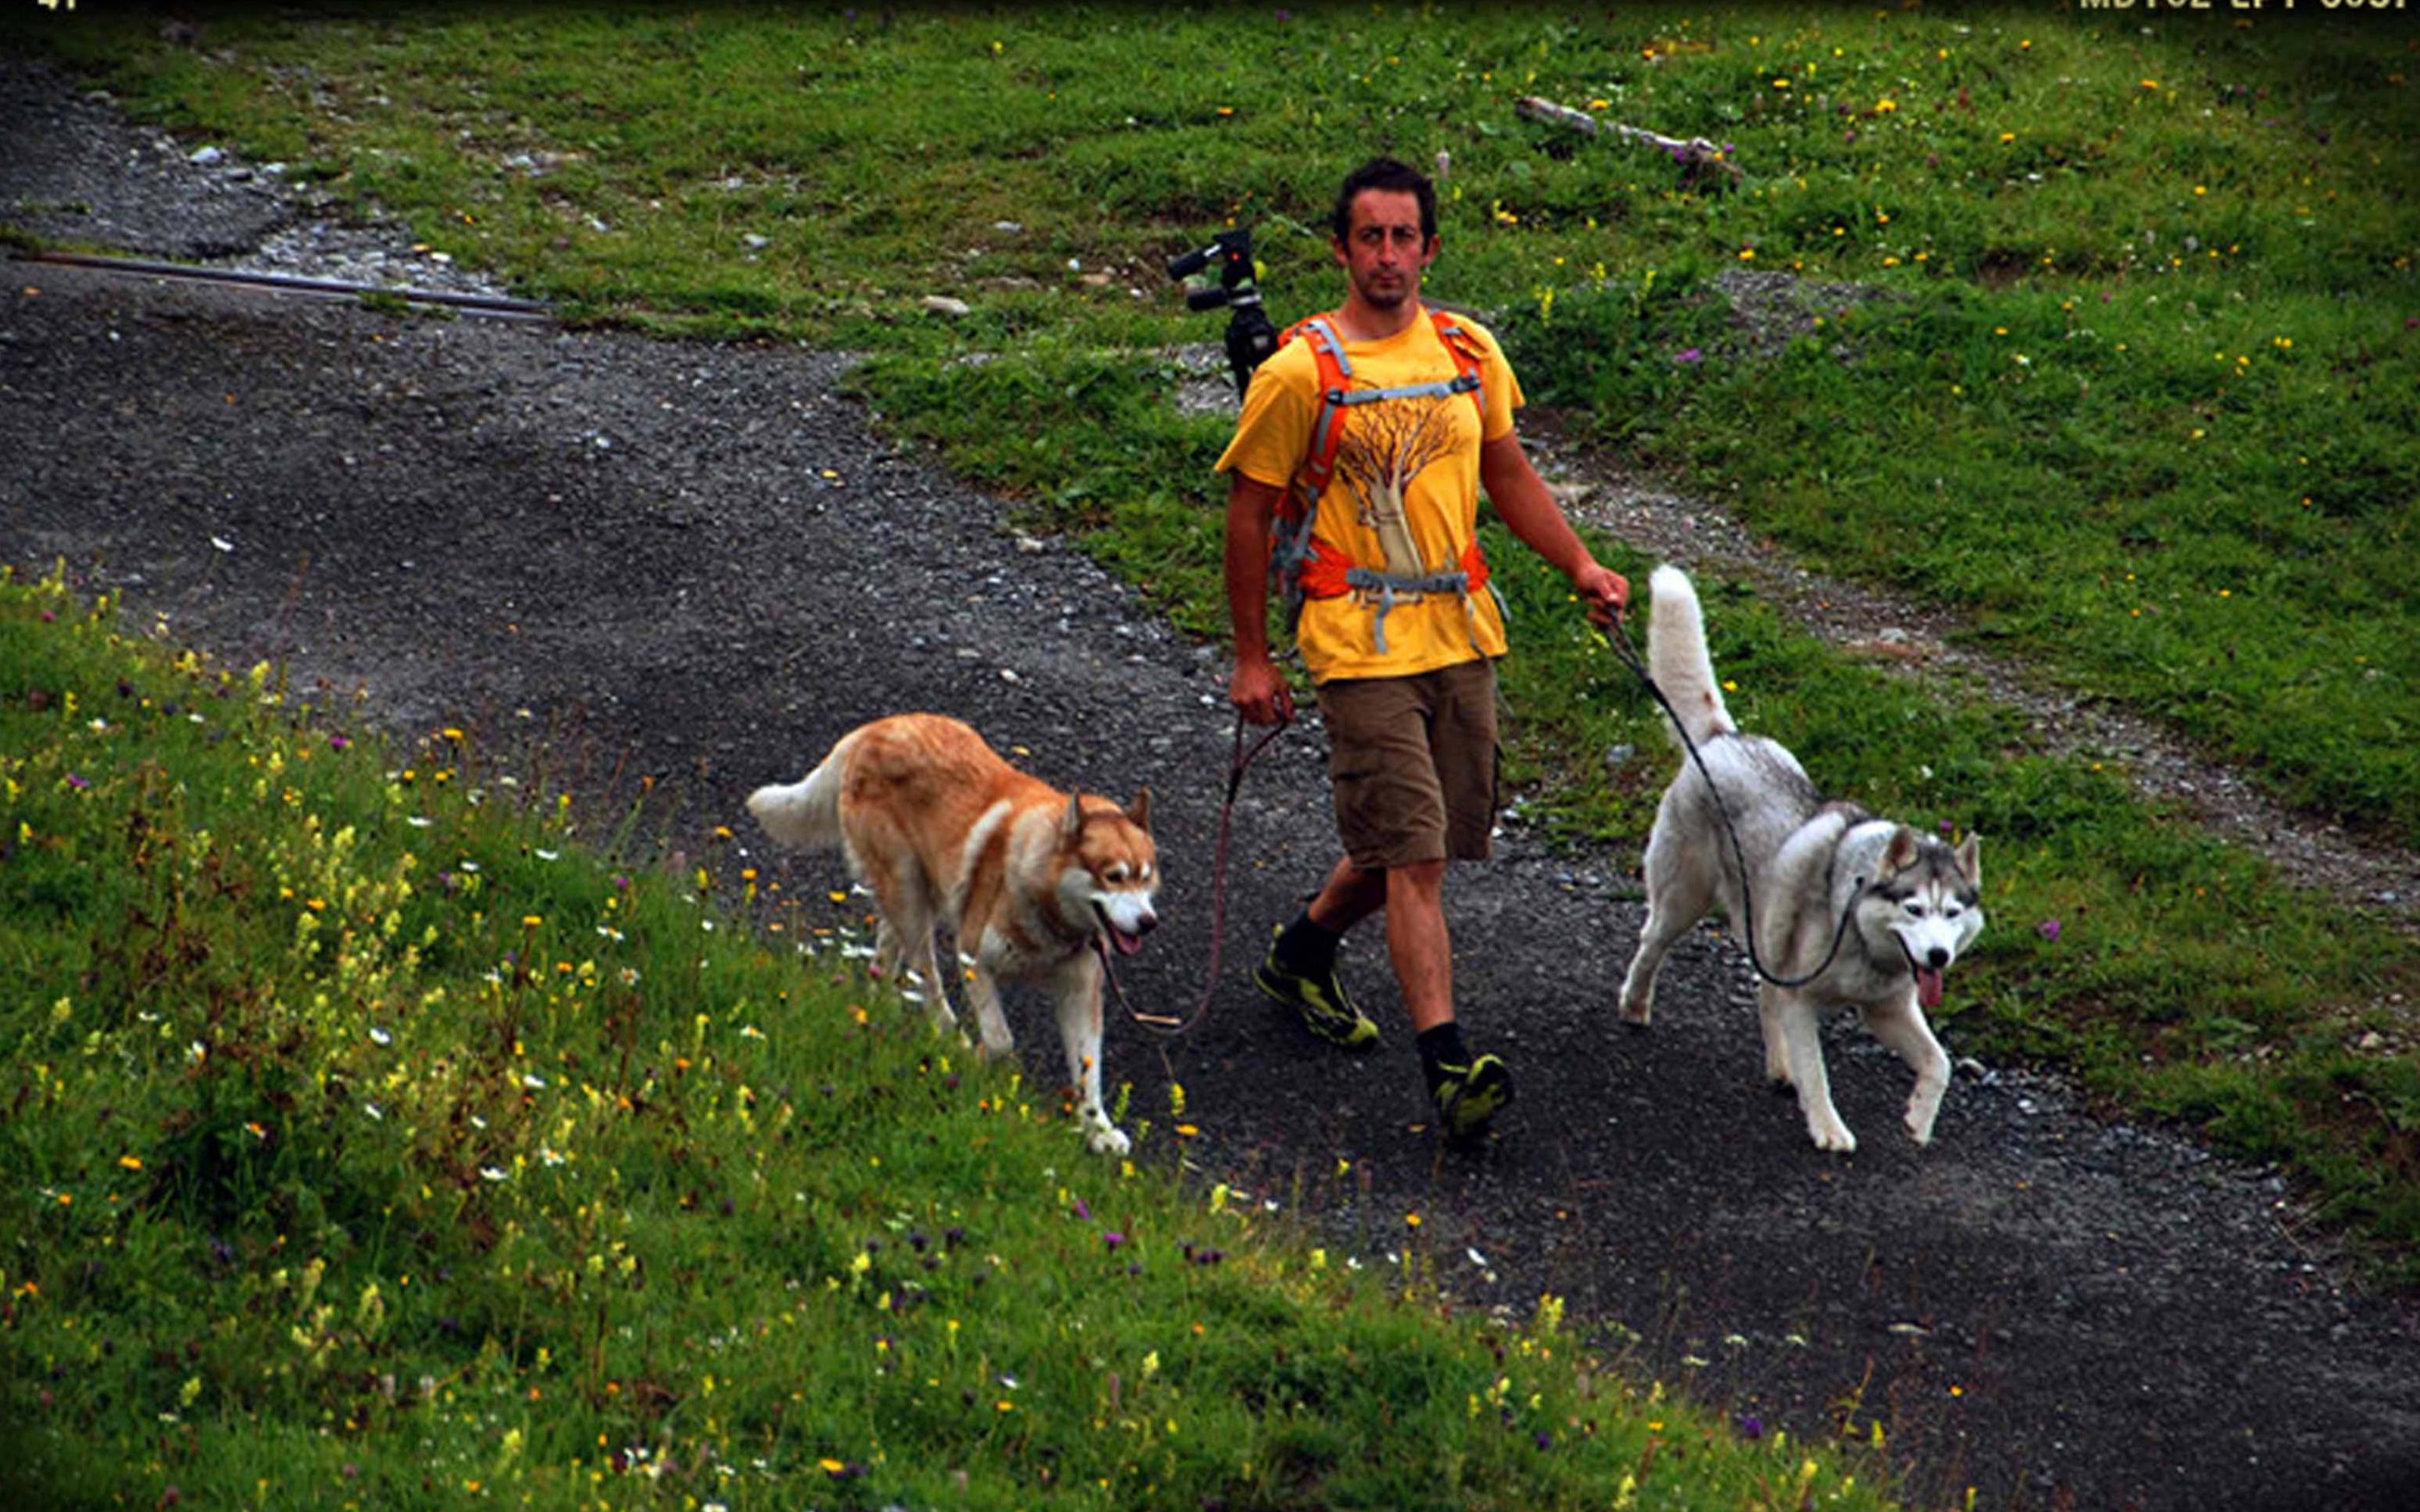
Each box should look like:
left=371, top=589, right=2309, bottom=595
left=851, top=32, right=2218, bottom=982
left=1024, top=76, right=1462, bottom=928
left=745, top=733, right=854, bottom=852
left=1646, top=565, right=1735, bottom=748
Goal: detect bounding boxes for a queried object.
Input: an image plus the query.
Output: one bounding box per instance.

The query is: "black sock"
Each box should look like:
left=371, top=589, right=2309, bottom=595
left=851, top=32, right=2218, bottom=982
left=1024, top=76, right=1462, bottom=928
left=1271, top=909, right=1339, bottom=974
left=1416, top=1021, right=1471, bottom=1089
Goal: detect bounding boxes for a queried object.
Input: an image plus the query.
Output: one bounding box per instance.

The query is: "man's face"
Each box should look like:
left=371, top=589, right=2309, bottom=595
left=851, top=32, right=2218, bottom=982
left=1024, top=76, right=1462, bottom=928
left=1335, top=188, right=1435, bottom=312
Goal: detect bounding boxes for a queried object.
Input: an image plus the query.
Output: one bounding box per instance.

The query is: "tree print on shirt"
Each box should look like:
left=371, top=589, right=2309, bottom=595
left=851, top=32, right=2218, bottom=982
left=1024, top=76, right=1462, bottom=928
left=1332, top=392, right=1457, bottom=591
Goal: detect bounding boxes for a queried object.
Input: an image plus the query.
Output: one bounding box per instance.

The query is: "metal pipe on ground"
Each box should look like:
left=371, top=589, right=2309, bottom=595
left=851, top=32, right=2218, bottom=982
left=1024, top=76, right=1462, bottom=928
left=10, top=248, right=554, bottom=320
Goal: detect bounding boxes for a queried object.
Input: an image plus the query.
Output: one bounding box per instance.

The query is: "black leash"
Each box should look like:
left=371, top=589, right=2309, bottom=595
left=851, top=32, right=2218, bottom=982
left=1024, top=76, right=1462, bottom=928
left=1100, top=711, right=1289, bottom=1040
left=1601, top=613, right=1863, bottom=992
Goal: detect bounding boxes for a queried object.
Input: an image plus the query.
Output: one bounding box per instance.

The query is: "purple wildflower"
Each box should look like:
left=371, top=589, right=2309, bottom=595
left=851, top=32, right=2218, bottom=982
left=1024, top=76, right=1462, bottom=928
left=1673, top=348, right=1703, bottom=365
left=2037, top=918, right=2063, bottom=942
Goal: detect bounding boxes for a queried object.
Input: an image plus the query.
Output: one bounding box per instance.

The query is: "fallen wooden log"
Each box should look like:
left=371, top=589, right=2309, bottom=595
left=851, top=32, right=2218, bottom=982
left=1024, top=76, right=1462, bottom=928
left=1514, top=96, right=1743, bottom=185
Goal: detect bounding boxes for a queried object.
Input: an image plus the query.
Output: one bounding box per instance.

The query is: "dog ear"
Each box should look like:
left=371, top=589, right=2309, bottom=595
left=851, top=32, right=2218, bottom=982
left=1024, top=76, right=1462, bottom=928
left=1883, top=826, right=1921, bottom=875
left=1124, top=787, right=1152, bottom=832
left=1062, top=792, right=1085, bottom=842
left=1955, top=832, right=1981, bottom=888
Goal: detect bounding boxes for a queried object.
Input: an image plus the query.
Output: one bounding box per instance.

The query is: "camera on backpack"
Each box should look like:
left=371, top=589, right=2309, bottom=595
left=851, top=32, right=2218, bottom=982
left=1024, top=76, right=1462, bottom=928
left=1167, top=227, right=1279, bottom=402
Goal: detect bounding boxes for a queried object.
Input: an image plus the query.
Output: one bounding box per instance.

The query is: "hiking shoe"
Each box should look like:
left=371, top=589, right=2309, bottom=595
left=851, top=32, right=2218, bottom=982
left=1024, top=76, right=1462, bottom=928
left=1431, top=1053, right=1514, bottom=1141
left=1255, top=936, right=1380, bottom=1049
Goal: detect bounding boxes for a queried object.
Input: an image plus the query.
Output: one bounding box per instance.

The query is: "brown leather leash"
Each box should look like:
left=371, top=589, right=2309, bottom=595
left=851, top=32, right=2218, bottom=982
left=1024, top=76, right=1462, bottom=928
left=1099, top=710, right=1289, bottom=1041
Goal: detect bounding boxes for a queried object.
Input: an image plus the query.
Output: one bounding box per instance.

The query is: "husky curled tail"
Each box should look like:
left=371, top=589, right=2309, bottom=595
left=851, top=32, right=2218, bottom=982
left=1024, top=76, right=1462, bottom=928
left=1643, top=563, right=1735, bottom=750
left=744, top=731, right=853, bottom=854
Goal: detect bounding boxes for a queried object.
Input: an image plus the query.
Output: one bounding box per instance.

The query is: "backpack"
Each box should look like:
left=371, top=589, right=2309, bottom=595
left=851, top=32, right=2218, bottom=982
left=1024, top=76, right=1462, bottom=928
left=1267, top=307, right=1506, bottom=656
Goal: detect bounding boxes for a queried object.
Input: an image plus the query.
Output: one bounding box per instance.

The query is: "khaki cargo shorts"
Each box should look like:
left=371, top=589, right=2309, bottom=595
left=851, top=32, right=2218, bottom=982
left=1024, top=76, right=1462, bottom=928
left=1314, top=657, right=1503, bottom=870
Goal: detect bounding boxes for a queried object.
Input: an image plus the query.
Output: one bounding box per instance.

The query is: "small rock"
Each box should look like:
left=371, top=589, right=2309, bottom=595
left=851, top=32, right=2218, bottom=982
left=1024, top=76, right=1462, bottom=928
left=921, top=295, right=971, bottom=318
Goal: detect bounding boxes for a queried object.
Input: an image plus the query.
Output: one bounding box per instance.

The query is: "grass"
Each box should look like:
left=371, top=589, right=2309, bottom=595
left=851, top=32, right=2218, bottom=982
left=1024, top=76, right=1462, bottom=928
left=0, top=569, right=1895, bottom=1509
left=2, top=0, right=2415, bottom=1301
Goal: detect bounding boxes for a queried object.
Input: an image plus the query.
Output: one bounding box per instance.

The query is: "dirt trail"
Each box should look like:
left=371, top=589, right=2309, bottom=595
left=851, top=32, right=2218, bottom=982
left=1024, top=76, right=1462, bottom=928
left=5, top=50, right=2418, bottom=1512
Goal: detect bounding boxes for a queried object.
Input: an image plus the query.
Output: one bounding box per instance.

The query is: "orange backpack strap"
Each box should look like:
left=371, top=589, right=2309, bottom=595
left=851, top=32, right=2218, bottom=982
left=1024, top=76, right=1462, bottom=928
left=1278, top=313, right=1355, bottom=514
left=1264, top=313, right=1349, bottom=635
left=1424, top=308, right=1491, bottom=430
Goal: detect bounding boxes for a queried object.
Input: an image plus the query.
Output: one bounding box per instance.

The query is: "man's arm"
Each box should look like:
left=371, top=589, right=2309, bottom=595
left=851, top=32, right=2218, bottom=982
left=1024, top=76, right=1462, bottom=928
left=1479, top=430, right=1628, bottom=625
left=1224, top=471, right=1295, bottom=724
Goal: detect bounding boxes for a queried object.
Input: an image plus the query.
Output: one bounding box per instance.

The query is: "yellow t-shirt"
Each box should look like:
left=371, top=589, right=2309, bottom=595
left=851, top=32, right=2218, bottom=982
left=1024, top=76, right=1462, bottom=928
left=1216, top=307, right=1521, bottom=684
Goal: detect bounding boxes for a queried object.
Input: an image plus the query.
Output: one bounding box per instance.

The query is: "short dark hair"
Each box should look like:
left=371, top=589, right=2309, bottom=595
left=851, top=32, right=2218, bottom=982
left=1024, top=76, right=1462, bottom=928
left=1331, top=155, right=1438, bottom=245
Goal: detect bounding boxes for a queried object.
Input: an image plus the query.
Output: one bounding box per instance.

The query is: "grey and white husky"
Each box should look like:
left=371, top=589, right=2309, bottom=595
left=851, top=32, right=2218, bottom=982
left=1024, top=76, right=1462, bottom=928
left=1618, top=566, right=1984, bottom=1153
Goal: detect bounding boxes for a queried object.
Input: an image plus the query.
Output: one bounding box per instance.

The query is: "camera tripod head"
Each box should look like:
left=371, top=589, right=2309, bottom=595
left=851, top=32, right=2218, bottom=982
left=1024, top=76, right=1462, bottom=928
left=1168, top=227, right=1279, bottom=401
left=1168, top=227, right=1256, bottom=304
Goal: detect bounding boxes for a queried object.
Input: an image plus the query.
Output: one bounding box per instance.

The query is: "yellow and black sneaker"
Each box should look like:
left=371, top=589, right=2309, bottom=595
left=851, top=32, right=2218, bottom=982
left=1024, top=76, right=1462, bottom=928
left=1254, top=933, right=1380, bottom=1049
left=1429, top=1053, right=1514, bottom=1141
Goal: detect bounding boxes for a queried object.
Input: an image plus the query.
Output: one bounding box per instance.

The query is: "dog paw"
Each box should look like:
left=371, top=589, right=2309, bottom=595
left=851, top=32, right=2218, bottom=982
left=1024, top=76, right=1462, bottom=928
left=1085, top=1122, right=1132, bottom=1157
left=1809, top=1123, right=1857, bottom=1155
left=1904, top=1111, right=1939, bottom=1146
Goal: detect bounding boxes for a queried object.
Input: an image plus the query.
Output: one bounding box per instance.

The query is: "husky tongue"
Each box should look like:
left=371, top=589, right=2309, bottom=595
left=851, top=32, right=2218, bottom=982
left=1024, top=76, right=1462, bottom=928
left=1109, top=928, right=1146, bottom=958
left=1915, top=966, right=1944, bottom=1010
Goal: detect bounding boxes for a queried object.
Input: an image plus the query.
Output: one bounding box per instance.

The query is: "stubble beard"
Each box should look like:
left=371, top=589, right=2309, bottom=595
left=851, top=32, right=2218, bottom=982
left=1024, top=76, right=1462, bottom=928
left=1356, top=271, right=1414, bottom=312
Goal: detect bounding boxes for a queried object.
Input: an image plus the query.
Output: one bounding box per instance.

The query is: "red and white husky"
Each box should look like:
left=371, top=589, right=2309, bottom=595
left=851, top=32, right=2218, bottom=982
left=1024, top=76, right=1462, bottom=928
left=747, top=714, right=1159, bottom=1154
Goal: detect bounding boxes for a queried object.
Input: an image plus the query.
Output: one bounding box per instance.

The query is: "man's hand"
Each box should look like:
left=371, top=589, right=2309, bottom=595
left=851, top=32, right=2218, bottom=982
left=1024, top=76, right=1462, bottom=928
left=1230, top=652, right=1295, bottom=727
left=1574, top=562, right=1630, bottom=630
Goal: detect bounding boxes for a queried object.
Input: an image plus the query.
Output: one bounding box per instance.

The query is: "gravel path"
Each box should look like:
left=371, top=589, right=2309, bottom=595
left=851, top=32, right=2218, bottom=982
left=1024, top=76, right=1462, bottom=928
left=5, top=48, right=2417, bottom=1512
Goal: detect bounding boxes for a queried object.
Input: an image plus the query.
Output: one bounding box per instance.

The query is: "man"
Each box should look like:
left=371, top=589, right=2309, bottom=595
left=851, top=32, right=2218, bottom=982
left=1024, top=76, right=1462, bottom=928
left=1218, top=155, right=1628, bottom=1141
